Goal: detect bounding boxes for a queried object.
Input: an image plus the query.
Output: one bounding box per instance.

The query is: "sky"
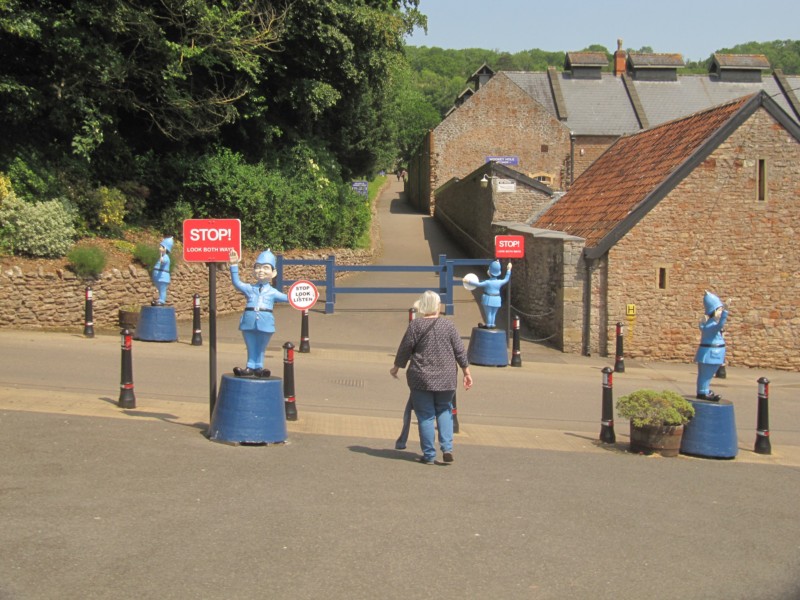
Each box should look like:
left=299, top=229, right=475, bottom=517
left=405, top=0, right=800, bottom=62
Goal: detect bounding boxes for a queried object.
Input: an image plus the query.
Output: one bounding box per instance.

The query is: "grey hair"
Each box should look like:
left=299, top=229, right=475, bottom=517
left=416, top=290, right=441, bottom=316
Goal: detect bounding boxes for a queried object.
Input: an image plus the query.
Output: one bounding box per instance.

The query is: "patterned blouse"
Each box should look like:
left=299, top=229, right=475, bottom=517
left=393, top=317, right=469, bottom=391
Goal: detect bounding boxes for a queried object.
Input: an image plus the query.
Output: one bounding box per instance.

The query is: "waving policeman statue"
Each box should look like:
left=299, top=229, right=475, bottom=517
left=463, top=260, right=512, bottom=329
left=229, top=249, right=288, bottom=378
left=694, top=291, right=728, bottom=401
left=151, top=237, right=173, bottom=306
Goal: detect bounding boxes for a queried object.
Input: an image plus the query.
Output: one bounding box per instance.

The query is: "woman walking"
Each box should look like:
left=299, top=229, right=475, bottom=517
left=390, top=291, right=472, bottom=464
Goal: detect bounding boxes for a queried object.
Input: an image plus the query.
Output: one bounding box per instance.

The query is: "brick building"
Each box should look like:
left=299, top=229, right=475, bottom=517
left=435, top=92, right=800, bottom=370
left=408, top=45, right=800, bottom=215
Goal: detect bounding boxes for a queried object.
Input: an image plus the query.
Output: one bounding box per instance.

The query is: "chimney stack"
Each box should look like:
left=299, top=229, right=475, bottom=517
left=614, top=38, right=626, bottom=76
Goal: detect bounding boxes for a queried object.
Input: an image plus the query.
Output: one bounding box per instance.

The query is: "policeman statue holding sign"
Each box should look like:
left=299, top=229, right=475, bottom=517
left=228, top=249, right=288, bottom=378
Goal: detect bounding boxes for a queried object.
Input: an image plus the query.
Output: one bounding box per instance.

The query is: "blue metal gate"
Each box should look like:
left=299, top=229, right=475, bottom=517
left=275, top=254, right=493, bottom=315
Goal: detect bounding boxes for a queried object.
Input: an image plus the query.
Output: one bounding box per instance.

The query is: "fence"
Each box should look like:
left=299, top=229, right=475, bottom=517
left=275, top=254, right=494, bottom=315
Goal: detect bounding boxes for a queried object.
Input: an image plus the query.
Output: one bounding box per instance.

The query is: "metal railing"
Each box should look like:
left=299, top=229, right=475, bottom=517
left=275, top=254, right=493, bottom=315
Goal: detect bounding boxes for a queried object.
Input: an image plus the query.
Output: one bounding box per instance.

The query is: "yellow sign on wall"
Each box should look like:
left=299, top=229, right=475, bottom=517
left=626, top=304, right=636, bottom=317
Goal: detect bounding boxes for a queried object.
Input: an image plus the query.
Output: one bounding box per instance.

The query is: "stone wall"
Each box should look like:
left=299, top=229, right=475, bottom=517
left=427, top=73, right=571, bottom=213
left=0, top=249, right=374, bottom=332
left=601, top=108, right=800, bottom=370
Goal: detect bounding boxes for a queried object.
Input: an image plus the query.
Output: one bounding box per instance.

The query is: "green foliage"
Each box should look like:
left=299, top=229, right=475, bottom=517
left=0, top=194, right=76, bottom=257
left=66, top=244, right=107, bottom=278
left=160, top=199, right=194, bottom=238
left=616, top=389, right=695, bottom=427
left=5, top=155, right=62, bottom=203
left=133, top=243, right=161, bottom=270
left=185, top=144, right=369, bottom=250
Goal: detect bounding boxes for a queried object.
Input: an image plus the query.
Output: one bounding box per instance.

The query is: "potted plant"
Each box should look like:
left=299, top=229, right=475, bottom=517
left=118, top=304, right=141, bottom=332
left=616, top=389, right=695, bottom=457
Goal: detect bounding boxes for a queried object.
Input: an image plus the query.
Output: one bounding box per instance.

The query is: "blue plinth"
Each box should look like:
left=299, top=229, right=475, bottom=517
left=680, top=398, right=738, bottom=459
left=467, top=327, right=508, bottom=367
left=208, top=375, right=287, bottom=445
left=136, top=305, right=178, bottom=342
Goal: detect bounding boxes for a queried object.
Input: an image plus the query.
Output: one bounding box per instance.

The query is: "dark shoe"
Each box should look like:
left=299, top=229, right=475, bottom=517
left=254, top=368, right=271, bottom=378
left=478, top=323, right=486, bottom=329
left=696, top=392, right=720, bottom=401
left=417, top=456, right=435, bottom=465
left=442, top=451, right=454, bottom=463
left=233, top=367, right=255, bottom=377
left=151, top=300, right=158, bottom=306
left=395, top=440, right=407, bottom=450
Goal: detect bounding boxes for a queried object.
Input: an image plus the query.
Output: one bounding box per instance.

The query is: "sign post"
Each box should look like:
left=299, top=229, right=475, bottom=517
left=288, top=280, right=319, bottom=311
left=182, top=219, right=242, bottom=420
left=495, top=235, right=525, bottom=344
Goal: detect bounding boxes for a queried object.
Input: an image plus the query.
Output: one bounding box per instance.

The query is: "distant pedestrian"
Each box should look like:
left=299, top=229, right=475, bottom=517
left=396, top=168, right=402, bottom=181
left=390, top=291, right=472, bottom=464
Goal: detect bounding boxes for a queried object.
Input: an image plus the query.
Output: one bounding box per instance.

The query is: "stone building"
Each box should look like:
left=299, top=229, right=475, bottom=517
left=408, top=45, right=800, bottom=216
left=435, top=92, right=800, bottom=370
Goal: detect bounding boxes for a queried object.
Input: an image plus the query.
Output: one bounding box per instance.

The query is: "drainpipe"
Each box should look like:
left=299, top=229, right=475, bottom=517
left=569, top=131, right=575, bottom=188
left=582, top=255, right=595, bottom=356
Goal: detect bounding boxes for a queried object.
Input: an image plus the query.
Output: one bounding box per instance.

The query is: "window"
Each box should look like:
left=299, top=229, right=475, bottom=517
left=757, top=158, right=767, bottom=202
left=658, top=267, right=668, bottom=290
left=529, top=172, right=554, bottom=185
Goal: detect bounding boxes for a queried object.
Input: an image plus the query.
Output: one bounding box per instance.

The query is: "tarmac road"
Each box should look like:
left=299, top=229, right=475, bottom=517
left=1, top=179, right=799, bottom=600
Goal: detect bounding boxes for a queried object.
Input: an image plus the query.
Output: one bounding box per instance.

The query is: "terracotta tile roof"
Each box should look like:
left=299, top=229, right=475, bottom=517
left=533, top=94, right=756, bottom=253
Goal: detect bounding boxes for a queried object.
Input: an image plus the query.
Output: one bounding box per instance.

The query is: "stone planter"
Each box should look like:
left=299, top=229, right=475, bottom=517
left=629, top=424, right=685, bottom=457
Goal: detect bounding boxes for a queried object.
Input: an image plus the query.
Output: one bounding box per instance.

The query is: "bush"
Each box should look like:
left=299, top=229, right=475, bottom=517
left=616, top=389, right=695, bottom=427
left=133, top=242, right=160, bottom=270
left=0, top=195, right=76, bottom=257
left=67, top=245, right=107, bottom=277
left=160, top=199, right=193, bottom=236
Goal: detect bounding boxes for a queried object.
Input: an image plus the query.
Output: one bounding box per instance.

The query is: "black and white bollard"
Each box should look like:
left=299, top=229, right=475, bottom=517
left=408, top=306, right=417, bottom=322
left=599, top=366, right=616, bottom=444
left=510, top=315, right=522, bottom=367
left=299, top=309, right=310, bottom=353
left=754, top=376, right=771, bottom=455
left=452, top=392, right=459, bottom=434
left=283, top=342, right=297, bottom=421
left=614, top=322, right=625, bottom=373
left=83, top=286, right=95, bottom=338
left=191, top=293, right=203, bottom=346
left=118, top=329, right=136, bottom=409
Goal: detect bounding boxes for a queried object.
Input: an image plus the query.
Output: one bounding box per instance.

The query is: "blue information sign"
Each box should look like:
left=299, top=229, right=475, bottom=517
left=485, top=156, right=519, bottom=166
left=351, top=181, right=369, bottom=197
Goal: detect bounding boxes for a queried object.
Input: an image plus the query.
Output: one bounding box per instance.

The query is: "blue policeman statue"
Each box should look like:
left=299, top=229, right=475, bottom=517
left=151, top=237, right=173, bottom=306
left=229, top=249, right=288, bottom=378
left=469, top=260, right=512, bottom=329
left=694, top=291, right=728, bottom=401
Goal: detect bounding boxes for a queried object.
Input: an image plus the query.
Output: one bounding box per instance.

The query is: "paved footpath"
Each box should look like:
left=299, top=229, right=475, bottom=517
left=1, top=179, right=799, bottom=600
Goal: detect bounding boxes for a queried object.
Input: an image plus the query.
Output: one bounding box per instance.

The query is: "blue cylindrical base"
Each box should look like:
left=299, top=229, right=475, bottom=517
left=136, top=305, right=178, bottom=342
left=680, top=398, right=738, bottom=459
left=208, top=375, right=287, bottom=445
left=467, top=327, right=508, bottom=367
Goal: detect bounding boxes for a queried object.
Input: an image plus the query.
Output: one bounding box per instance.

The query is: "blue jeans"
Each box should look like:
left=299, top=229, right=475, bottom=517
left=410, top=389, right=454, bottom=461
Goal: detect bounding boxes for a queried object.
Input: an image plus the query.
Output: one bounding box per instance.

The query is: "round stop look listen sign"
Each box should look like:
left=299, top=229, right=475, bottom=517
left=288, top=280, right=319, bottom=310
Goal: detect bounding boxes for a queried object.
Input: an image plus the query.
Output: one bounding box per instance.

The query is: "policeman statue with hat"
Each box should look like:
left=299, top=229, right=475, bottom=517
left=151, top=237, right=173, bottom=306
left=695, top=291, right=729, bottom=401
left=228, top=249, right=289, bottom=378
left=463, top=260, right=512, bottom=329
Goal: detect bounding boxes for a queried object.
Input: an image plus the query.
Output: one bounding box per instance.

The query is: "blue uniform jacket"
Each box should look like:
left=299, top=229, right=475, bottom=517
left=694, top=309, right=728, bottom=364
left=151, top=255, right=171, bottom=283
left=475, top=269, right=511, bottom=307
left=230, top=264, right=288, bottom=333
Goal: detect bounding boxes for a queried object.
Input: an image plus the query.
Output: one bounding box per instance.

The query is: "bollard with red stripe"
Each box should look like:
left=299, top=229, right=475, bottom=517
left=118, top=329, right=136, bottom=409
left=408, top=306, right=417, bottom=322
left=283, top=342, right=297, bottom=421
left=599, top=366, right=616, bottom=443
left=83, top=286, right=95, bottom=338
left=299, top=309, right=310, bottom=353
left=191, top=293, right=203, bottom=346
left=510, top=314, right=522, bottom=367
left=451, top=392, right=459, bottom=434
left=754, top=376, right=771, bottom=455
left=614, top=322, right=625, bottom=373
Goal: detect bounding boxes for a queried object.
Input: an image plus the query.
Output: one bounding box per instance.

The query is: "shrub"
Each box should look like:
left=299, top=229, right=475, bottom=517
left=160, top=199, right=193, bottom=236
left=0, top=195, right=76, bottom=257
left=133, top=242, right=160, bottom=269
left=67, top=245, right=107, bottom=278
left=616, top=389, right=695, bottom=428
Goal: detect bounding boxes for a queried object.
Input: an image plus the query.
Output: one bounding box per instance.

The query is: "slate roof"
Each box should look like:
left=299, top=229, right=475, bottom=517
left=531, top=91, right=800, bottom=258
left=502, top=70, right=800, bottom=136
